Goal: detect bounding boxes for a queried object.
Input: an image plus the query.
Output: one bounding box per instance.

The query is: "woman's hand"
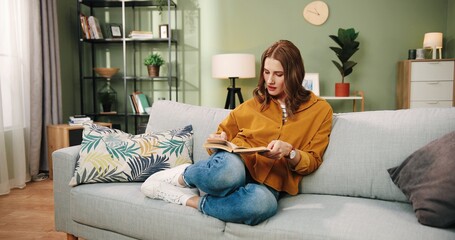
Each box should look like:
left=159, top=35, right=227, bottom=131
left=208, top=131, right=227, bottom=140
left=262, top=140, right=293, bottom=160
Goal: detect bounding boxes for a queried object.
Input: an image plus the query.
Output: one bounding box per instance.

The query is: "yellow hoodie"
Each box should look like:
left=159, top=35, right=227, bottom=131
left=216, top=93, right=333, bottom=195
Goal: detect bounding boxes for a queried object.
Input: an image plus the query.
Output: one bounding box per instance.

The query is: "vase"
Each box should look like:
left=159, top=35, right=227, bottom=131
left=98, top=79, right=117, bottom=113
left=335, top=83, right=350, bottom=97
left=147, top=65, right=160, bottom=77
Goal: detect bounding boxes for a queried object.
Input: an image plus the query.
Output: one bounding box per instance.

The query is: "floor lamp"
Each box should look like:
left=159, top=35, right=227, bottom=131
left=212, top=54, right=256, bottom=109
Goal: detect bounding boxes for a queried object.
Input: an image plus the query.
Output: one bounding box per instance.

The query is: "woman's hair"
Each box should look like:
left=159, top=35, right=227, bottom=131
left=253, top=40, right=311, bottom=117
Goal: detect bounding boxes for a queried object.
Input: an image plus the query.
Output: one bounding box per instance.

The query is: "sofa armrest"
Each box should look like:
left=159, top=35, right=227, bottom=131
left=52, top=145, right=81, bottom=234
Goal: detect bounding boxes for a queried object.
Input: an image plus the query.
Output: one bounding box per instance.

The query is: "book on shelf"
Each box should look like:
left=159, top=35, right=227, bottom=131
left=79, top=14, right=91, bottom=39
left=130, top=91, right=150, bottom=114
left=137, top=93, right=151, bottom=112
left=88, top=16, right=104, bottom=39
left=68, top=115, right=92, bottom=126
left=69, top=115, right=89, bottom=120
left=69, top=120, right=93, bottom=126
left=129, top=30, right=153, bottom=39
left=129, top=94, right=138, bottom=113
left=203, top=138, right=270, bottom=154
left=132, top=92, right=144, bottom=113
left=69, top=118, right=91, bottom=122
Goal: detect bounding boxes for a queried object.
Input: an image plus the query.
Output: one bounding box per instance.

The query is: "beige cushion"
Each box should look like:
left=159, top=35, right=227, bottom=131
left=69, top=123, right=193, bottom=186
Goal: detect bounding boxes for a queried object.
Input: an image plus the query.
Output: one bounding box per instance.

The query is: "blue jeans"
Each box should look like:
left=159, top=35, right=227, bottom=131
left=182, top=151, right=280, bottom=225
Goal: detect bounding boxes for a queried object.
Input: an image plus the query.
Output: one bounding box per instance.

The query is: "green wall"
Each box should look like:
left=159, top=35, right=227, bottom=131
left=58, top=0, right=79, bottom=120
left=58, top=0, right=454, bottom=118
left=197, top=0, right=452, bottom=111
left=448, top=0, right=455, bottom=58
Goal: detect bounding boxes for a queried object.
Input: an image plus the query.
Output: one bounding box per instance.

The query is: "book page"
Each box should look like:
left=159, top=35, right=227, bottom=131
left=232, top=146, right=269, bottom=153
left=203, top=138, right=234, bottom=152
left=205, top=138, right=232, bottom=145
left=203, top=138, right=269, bottom=153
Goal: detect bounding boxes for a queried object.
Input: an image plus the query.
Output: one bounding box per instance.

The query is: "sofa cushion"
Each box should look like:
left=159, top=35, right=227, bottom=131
left=301, top=108, right=455, bottom=202
left=226, top=194, right=455, bottom=240
left=70, top=184, right=455, bottom=240
left=70, top=183, right=227, bottom=240
left=69, top=123, right=193, bottom=186
left=146, top=100, right=231, bottom=162
left=388, top=131, right=455, bottom=228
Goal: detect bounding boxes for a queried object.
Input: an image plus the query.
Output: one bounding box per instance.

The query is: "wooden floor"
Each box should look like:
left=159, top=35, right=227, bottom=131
left=0, top=179, right=67, bottom=239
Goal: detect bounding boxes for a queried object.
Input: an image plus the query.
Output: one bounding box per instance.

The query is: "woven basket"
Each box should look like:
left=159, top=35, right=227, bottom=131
left=94, top=67, right=119, bottom=78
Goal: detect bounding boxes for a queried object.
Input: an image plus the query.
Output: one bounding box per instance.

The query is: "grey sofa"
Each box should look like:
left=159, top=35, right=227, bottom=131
left=53, top=100, right=455, bottom=240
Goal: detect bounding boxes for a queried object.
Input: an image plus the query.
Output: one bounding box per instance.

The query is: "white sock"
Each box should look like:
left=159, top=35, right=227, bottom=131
left=180, top=194, right=193, bottom=206
left=176, top=175, right=186, bottom=188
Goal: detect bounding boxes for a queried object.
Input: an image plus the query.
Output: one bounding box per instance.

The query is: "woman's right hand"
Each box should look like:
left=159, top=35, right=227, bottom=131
left=208, top=131, right=227, bottom=140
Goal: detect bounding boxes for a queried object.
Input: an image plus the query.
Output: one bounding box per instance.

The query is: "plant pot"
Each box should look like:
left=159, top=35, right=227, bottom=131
left=147, top=65, right=160, bottom=77
left=335, top=83, right=350, bottom=97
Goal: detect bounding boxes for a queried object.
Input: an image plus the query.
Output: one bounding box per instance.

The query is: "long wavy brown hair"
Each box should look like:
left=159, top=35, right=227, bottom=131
left=253, top=40, right=311, bottom=117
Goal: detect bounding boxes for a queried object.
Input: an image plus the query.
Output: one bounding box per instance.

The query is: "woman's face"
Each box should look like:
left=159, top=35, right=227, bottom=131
left=263, top=57, right=286, bottom=102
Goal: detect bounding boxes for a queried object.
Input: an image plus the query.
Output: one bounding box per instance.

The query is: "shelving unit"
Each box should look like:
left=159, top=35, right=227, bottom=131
left=77, top=0, right=178, bottom=134
left=321, top=91, right=365, bottom=112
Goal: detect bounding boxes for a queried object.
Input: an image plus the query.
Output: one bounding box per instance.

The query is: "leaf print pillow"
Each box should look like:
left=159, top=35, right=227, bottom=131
left=69, top=123, right=193, bottom=186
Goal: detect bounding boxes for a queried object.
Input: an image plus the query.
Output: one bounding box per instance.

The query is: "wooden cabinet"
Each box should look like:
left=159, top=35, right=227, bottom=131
left=47, top=122, right=112, bottom=179
left=397, top=59, right=455, bottom=109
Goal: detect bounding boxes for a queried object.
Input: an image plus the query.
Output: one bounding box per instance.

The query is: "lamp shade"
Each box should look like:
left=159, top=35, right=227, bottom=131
left=212, top=54, right=256, bottom=79
left=423, top=32, right=443, bottom=48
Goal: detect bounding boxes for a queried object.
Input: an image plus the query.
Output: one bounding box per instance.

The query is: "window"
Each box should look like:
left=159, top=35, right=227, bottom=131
left=0, top=0, right=28, bottom=129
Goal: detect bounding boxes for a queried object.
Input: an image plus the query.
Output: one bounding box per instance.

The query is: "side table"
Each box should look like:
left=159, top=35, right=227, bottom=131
left=47, top=122, right=112, bottom=179
left=321, top=91, right=365, bottom=112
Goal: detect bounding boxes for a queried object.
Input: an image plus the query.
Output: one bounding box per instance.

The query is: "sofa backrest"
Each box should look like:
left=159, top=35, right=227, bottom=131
left=145, top=100, right=230, bottom=162
left=301, top=108, right=455, bottom=202
left=146, top=101, right=455, bottom=202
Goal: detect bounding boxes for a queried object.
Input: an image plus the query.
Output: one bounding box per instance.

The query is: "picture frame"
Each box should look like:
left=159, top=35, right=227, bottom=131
left=302, top=73, right=320, bottom=96
left=109, top=24, right=122, bottom=38
left=159, top=24, right=169, bottom=39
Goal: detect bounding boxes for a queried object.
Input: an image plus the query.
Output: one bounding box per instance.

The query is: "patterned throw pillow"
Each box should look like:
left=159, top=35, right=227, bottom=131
left=69, top=123, right=193, bottom=186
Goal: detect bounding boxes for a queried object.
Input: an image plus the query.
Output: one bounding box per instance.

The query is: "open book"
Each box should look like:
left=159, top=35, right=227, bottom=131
left=203, top=138, right=270, bottom=154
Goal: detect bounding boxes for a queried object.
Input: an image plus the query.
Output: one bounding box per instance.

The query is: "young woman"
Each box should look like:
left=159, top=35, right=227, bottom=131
left=141, top=40, right=333, bottom=225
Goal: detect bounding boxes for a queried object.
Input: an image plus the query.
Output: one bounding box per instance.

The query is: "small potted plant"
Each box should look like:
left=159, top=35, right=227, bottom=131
left=156, top=0, right=167, bottom=15
left=329, top=28, right=360, bottom=96
left=144, top=53, right=165, bottom=77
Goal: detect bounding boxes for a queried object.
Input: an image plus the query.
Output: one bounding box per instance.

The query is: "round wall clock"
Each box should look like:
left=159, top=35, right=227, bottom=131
left=303, top=1, right=329, bottom=26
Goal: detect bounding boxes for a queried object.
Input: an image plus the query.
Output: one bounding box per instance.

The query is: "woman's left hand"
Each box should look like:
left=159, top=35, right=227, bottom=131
left=262, top=140, right=293, bottom=160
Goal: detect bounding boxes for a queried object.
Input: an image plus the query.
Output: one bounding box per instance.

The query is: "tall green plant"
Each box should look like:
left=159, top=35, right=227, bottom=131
left=329, top=28, right=360, bottom=83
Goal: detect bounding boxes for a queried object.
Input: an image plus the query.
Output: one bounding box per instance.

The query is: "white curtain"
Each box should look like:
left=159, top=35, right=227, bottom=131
left=0, top=0, right=41, bottom=195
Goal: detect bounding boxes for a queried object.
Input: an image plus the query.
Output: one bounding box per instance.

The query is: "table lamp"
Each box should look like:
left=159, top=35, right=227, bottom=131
left=423, top=32, right=443, bottom=59
left=212, top=54, right=256, bottom=109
